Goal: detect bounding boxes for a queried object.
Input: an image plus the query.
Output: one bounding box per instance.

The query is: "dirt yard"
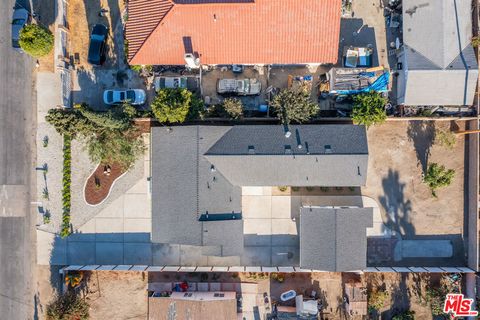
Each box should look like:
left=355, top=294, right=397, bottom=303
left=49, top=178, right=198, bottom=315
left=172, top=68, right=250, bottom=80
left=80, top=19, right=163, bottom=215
left=365, top=272, right=456, bottom=320
left=84, top=271, right=148, bottom=320
left=363, top=120, right=466, bottom=238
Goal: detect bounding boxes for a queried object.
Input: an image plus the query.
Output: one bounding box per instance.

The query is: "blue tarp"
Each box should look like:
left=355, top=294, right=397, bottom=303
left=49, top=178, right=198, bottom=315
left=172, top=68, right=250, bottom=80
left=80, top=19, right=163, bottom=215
left=335, top=72, right=389, bottom=95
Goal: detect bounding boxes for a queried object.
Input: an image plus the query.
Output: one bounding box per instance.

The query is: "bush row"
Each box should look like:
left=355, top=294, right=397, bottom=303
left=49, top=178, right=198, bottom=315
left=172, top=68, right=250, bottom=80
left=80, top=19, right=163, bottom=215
left=60, top=135, right=72, bottom=238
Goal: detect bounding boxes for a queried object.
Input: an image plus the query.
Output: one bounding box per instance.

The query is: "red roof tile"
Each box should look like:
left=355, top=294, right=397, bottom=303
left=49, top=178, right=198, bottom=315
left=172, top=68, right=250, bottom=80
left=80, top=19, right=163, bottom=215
left=127, top=0, right=341, bottom=65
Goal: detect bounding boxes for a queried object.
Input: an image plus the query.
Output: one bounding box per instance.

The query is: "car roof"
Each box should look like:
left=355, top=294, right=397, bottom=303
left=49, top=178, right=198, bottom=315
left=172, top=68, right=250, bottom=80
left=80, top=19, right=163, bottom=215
left=12, top=8, right=29, bottom=20
left=92, top=24, right=108, bottom=35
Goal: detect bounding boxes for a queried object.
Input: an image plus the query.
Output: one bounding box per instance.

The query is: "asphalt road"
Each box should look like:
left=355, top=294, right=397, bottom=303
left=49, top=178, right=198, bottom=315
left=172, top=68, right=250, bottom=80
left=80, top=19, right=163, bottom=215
left=0, top=0, right=36, bottom=318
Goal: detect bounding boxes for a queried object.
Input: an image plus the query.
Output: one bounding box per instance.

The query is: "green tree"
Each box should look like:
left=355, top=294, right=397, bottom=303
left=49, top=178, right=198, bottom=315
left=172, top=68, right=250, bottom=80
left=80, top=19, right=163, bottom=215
left=352, top=92, right=387, bottom=127
left=86, top=129, right=144, bottom=170
left=222, top=98, right=243, bottom=119
left=45, top=109, right=95, bottom=137
left=270, top=87, right=319, bottom=124
left=19, top=24, right=54, bottom=57
left=78, top=106, right=130, bottom=131
left=423, top=163, right=455, bottom=197
left=46, top=292, right=89, bottom=320
left=151, top=88, right=195, bottom=124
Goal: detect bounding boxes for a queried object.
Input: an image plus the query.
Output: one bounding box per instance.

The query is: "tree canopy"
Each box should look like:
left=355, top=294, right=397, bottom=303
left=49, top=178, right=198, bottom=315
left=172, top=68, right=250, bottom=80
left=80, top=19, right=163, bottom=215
left=46, top=104, right=144, bottom=169
left=222, top=98, right=243, bottom=119
left=270, top=87, right=319, bottom=124
left=351, top=92, right=387, bottom=127
left=151, top=88, right=201, bottom=124
left=423, top=162, right=455, bottom=197
left=19, top=24, right=54, bottom=57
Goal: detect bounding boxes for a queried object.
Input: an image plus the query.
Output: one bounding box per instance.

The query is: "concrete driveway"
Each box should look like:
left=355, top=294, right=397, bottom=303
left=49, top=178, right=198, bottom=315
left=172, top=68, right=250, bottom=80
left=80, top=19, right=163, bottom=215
left=240, top=187, right=388, bottom=267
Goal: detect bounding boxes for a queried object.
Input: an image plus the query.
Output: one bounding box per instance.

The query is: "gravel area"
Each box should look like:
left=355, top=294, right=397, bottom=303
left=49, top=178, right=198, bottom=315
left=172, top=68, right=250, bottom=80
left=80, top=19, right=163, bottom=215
left=36, top=122, right=64, bottom=233
left=70, top=137, right=145, bottom=229
left=36, top=124, right=146, bottom=233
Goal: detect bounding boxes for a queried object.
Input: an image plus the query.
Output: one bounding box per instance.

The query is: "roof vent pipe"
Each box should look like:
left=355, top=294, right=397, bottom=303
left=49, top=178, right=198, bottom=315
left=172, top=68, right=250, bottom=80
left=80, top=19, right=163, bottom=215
left=285, top=131, right=291, bottom=138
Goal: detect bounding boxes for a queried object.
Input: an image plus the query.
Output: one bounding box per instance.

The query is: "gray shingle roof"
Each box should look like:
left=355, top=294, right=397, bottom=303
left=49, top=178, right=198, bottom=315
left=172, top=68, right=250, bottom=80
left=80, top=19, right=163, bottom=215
left=151, top=126, right=242, bottom=256
left=300, top=207, right=373, bottom=271
left=151, top=125, right=370, bottom=260
left=205, top=125, right=368, bottom=186
left=399, top=0, right=478, bottom=106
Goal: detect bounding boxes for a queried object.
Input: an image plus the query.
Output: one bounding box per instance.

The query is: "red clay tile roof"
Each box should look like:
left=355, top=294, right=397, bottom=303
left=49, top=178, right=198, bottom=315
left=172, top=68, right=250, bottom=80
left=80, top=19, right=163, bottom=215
left=126, top=0, right=341, bottom=65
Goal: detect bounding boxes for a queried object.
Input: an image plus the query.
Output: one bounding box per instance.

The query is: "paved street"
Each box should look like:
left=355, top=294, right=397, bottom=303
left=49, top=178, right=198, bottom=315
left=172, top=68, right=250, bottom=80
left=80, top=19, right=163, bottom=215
left=0, top=0, right=36, bottom=318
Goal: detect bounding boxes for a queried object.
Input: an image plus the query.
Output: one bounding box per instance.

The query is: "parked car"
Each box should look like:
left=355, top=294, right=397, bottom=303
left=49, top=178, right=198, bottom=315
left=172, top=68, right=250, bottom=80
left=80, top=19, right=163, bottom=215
left=11, top=8, right=30, bottom=50
left=154, top=76, right=188, bottom=90
left=103, top=89, right=146, bottom=105
left=87, top=24, right=108, bottom=65
left=217, top=78, right=261, bottom=95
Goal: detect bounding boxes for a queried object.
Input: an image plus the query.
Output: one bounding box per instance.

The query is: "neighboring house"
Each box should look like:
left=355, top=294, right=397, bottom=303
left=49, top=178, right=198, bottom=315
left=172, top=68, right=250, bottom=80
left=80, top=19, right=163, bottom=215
left=396, top=0, right=478, bottom=106
left=148, top=291, right=237, bottom=320
left=126, top=0, right=342, bottom=65
left=151, top=125, right=371, bottom=271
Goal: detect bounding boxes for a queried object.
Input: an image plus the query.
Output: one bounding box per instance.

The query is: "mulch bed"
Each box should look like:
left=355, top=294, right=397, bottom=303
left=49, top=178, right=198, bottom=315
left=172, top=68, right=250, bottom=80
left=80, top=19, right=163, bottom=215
left=85, top=163, right=125, bottom=205
left=134, top=118, right=153, bottom=134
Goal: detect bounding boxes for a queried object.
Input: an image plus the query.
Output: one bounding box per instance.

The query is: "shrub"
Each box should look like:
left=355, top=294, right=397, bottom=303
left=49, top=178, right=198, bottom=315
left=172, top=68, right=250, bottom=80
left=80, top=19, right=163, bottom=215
left=368, top=289, right=389, bottom=312
left=435, top=129, right=456, bottom=150
left=352, top=92, right=387, bottom=127
left=472, top=36, right=480, bottom=48
left=60, top=135, right=72, bottom=238
left=46, top=292, right=89, bottom=320
left=130, top=65, right=142, bottom=72
left=423, top=163, right=455, bottom=197
left=425, top=288, right=447, bottom=316
left=278, top=186, right=288, bottom=192
left=270, top=272, right=285, bottom=283
left=19, top=24, right=54, bottom=57
left=222, top=98, right=243, bottom=119
left=291, top=186, right=300, bottom=192
left=392, top=310, right=415, bottom=320
left=151, top=88, right=197, bottom=124
left=270, top=87, right=319, bottom=124
left=122, top=102, right=138, bottom=119
left=306, top=186, right=315, bottom=192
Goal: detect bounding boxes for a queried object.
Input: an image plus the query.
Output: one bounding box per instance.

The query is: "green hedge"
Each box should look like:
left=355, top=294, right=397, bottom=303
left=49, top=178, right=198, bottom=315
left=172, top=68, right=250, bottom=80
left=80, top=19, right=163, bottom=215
left=60, top=135, right=72, bottom=238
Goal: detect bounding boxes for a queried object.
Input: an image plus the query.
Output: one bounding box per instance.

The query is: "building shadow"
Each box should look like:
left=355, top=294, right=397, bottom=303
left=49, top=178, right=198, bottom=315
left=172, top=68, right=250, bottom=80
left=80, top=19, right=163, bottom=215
left=338, top=18, right=379, bottom=67
left=407, top=120, right=436, bottom=174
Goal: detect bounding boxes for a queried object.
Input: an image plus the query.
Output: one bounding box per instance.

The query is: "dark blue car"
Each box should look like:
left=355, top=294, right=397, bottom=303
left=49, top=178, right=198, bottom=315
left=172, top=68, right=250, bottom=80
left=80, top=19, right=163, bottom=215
left=87, top=24, right=108, bottom=65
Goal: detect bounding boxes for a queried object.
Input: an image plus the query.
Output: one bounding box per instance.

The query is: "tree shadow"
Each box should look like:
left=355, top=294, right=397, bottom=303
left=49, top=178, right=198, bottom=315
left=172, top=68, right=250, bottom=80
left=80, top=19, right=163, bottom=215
left=384, top=273, right=411, bottom=319
left=379, top=169, right=414, bottom=237
left=407, top=121, right=436, bottom=174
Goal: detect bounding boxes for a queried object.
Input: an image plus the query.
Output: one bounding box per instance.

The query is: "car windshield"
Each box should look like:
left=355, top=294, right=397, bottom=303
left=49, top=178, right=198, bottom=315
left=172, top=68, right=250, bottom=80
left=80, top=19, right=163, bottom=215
left=12, top=18, right=25, bottom=25
left=107, top=91, right=113, bottom=102
left=126, top=91, right=135, bottom=101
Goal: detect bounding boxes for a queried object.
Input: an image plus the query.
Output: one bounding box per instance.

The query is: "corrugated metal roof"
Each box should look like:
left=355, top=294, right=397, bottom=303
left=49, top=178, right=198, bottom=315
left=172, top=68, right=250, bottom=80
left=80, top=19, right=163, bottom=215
left=127, top=0, right=341, bottom=65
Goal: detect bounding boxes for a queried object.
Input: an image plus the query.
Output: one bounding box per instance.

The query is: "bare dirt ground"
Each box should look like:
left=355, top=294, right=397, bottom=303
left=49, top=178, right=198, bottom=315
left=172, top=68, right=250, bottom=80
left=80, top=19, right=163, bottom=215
left=363, top=120, right=466, bottom=238
left=83, top=271, right=148, bottom=320
left=35, top=265, right=62, bottom=319
left=365, top=272, right=454, bottom=320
